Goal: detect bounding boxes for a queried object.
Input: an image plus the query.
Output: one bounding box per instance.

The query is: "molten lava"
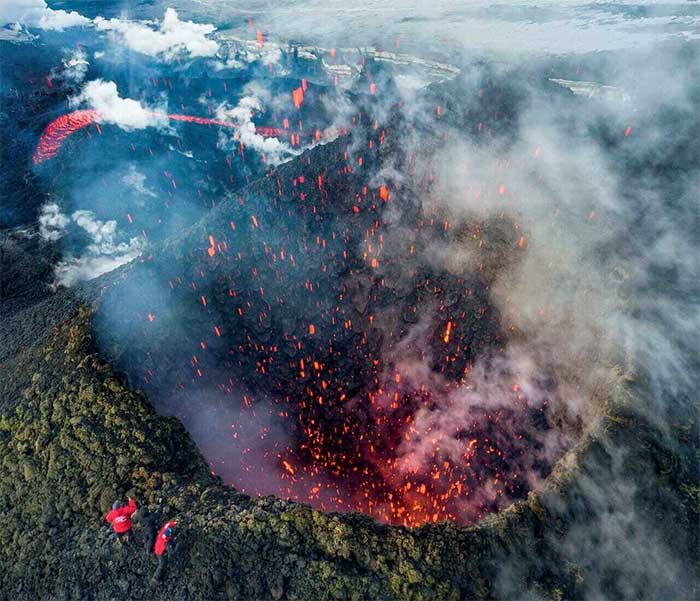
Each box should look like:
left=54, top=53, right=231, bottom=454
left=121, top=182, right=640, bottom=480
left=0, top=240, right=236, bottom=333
left=32, top=110, right=98, bottom=164
left=32, top=110, right=345, bottom=164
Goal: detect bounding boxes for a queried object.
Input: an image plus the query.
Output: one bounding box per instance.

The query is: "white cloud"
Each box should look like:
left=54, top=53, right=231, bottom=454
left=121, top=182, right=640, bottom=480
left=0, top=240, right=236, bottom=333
left=38, top=203, right=69, bottom=241
left=94, top=8, right=219, bottom=59
left=215, top=93, right=296, bottom=165
left=52, top=48, right=89, bottom=84
left=55, top=210, right=143, bottom=287
left=71, top=210, right=127, bottom=254
left=212, top=36, right=287, bottom=73
left=0, top=0, right=89, bottom=31
left=212, top=55, right=245, bottom=71
left=70, top=79, right=168, bottom=130
left=37, top=203, right=143, bottom=286
left=55, top=252, right=141, bottom=288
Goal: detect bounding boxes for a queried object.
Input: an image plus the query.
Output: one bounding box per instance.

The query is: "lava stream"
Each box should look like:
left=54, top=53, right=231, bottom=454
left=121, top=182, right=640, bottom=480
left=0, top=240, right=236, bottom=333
left=32, top=109, right=345, bottom=164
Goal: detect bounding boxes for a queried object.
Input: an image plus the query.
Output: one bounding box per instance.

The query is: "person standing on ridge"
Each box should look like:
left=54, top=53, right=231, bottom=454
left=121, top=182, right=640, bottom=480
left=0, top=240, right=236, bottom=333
left=152, top=519, right=177, bottom=583
left=105, top=497, right=137, bottom=544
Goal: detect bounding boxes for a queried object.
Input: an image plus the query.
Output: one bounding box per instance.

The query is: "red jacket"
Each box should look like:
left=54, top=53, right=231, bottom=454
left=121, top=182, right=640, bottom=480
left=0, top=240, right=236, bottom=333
left=154, top=520, right=176, bottom=556
left=105, top=499, right=137, bottom=534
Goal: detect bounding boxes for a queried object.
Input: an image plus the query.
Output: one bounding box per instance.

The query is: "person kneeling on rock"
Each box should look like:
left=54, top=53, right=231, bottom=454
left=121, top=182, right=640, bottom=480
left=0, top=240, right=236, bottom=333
left=152, top=519, right=177, bottom=583
left=105, top=497, right=137, bottom=544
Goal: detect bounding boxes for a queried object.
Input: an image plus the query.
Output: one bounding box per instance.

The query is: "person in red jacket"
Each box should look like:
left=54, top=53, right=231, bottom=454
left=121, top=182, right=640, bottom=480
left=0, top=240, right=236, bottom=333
left=105, top=497, right=137, bottom=544
left=152, top=519, right=177, bottom=583
left=154, top=519, right=176, bottom=556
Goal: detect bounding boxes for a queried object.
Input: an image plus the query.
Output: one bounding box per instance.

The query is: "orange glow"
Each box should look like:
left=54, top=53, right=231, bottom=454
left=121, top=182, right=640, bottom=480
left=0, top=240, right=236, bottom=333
left=292, top=87, right=304, bottom=109
left=443, top=321, right=453, bottom=344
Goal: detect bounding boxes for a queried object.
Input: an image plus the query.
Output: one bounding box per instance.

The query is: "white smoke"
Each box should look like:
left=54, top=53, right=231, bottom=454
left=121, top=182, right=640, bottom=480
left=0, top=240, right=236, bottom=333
left=52, top=47, right=89, bottom=84
left=357, top=42, right=698, bottom=595
left=122, top=165, right=158, bottom=205
left=0, top=0, right=89, bottom=31
left=54, top=210, right=143, bottom=288
left=94, top=8, right=219, bottom=60
left=38, top=203, right=69, bottom=242
left=70, top=79, right=168, bottom=131
left=215, top=92, right=297, bottom=165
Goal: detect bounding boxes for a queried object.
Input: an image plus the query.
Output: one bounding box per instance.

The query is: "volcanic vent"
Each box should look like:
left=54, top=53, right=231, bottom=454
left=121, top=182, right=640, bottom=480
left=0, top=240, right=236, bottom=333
left=90, top=94, right=584, bottom=527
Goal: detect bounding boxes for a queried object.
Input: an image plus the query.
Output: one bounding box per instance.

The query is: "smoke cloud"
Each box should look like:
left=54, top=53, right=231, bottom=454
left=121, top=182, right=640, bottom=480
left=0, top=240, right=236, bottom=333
left=0, top=0, right=89, bottom=31
left=94, top=8, right=219, bottom=60
left=378, top=43, right=698, bottom=598
left=215, top=92, right=297, bottom=165
left=121, top=165, right=158, bottom=204
left=70, top=79, right=168, bottom=130
left=53, top=210, right=144, bottom=288
left=38, top=202, right=69, bottom=242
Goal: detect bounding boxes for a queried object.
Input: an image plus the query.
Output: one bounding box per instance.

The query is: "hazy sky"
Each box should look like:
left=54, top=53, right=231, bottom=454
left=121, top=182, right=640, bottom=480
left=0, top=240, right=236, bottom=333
left=165, top=0, right=700, bottom=55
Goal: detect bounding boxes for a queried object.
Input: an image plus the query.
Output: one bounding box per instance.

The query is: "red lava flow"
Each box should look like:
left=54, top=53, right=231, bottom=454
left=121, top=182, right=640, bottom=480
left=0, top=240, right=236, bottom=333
left=32, top=109, right=347, bottom=164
